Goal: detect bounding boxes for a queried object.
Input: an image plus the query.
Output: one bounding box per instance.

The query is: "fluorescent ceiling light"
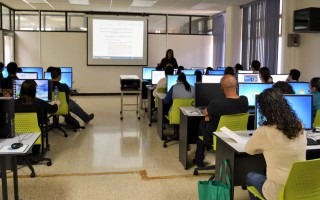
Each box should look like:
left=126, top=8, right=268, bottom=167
left=131, top=0, right=157, bottom=7
left=68, top=0, right=90, bottom=5
left=22, top=0, right=55, bottom=9
left=191, top=3, right=216, bottom=10
left=22, top=0, right=37, bottom=9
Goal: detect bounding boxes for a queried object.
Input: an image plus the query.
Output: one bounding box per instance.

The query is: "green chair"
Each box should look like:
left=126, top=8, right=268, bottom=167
left=193, top=113, right=249, bottom=175
left=163, top=98, right=194, bottom=148
left=313, top=109, right=320, bottom=128
left=48, top=92, right=69, bottom=137
left=247, top=158, right=320, bottom=200
left=15, top=112, right=52, bottom=178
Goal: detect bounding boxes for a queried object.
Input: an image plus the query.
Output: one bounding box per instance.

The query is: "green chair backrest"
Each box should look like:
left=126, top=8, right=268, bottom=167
left=15, top=113, right=41, bottom=145
left=213, top=113, right=249, bottom=150
left=278, top=159, right=320, bottom=200
left=313, top=109, right=320, bottom=128
left=52, top=92, right=68, bottom=115
left=168, top=98, right=194, bottom=125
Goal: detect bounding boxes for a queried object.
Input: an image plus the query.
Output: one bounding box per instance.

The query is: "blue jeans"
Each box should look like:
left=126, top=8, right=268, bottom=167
left=69, top=98, right=90, bottom=123
left=246, top=172, right=266, bottom=200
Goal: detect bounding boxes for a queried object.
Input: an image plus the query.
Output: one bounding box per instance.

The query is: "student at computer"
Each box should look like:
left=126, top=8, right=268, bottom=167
left=176, top=66, right=185, bottom=75
left=194, top=70, right=202, bottom=82
left=159, top=49, right=178, bottom=69
left=1, top=62, right=19, bottom=96
left=234, top=63, right=243, bottom=73
left=286, top=69, right=301, bottom=82
left=50, top=67, right=94, bottom=124
left=163, top=73, right=195, bottom=115
left=193, top=75, right=249, bottom=167
left=15, top=80, right=61, bottom=155
left=259, top=67, right=273, bottom=83
left=205, top=67, right=213, bottom=75
left=309, top=77, right=320, bottom=120
left=251, top=60, right=261, bottom=73
left=272, top=81, right=295, bottom=94
left=224, top=66, right=235, bottom=76
left=153, top=66, right=174, bottom=97
left=246, top=88, right=306, bottom=200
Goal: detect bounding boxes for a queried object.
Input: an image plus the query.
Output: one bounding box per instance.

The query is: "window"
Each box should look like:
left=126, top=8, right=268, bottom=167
left=2, top=6, right=11, bottom=30
left=67, top=13, right=87, bottom=31
left=148, top=15, right=166, bottom=33
left=15, top=11, right=39, bottom=31
left=191, top=16, right=212, bottom=34
left=41, top=12, right=66, bottom=31
left=167, top=15, right=189, bottom=34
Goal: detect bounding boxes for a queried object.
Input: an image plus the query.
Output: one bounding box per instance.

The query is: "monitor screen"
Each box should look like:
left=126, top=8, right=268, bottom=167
left=13, top=79, right=52, bottom=102
left=60, top=67, right=73, bottom=73
left=2, top=67, right=8, bottom=78
left=20, top=67, right=43, bottom=79
left=271, top=74, right=288, bottom=83
left=208, top=70, right=225, bottom=75
left=195, top=83, right=225, bottom=108
left=237, top=73, right=261, bottom=83
left=181, top=69, right=197, bottom=75
left=201, top=75, right=223, bottom=83
left=166, top=75, right=197, bottom=92
left=16, top=72, right=38, bottom=79
left=217, top=67, right=225, bottom=70
left=151, top=70, right=165, bottom=84
left=288, top=82, right=310, bottom=94
left=142, top=67, right=156, bottom=80
left=255, top=94, right=313, bottom=129
left=238, top=70, right=254, bottom=74
left=238, top=83, right=273, bottom=107
left=44, top=72, right=73, bottom=88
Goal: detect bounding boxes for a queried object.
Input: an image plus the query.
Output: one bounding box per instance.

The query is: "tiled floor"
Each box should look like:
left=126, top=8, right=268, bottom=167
left=2, top=96, right=249, bottom=199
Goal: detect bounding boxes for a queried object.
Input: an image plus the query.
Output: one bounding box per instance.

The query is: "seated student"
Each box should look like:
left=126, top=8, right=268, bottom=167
left=234, top=63, right=243, bottom=73
left=1, top=62, right=19, bottom=96
left=286, top=69, right=301, bottom=82
left=194, top=70, right=202, bottom=82
left=251, top=60, right=261, bottom=73
left=153, top=66, right=174, bottom=97
left=224, top=66, right=235, bottom=76
left=163, top=73, right=195, bottom=115
left=50, top=67, right=94, bottom=124
left=272, top=81, right=295, bottom=94
left=193, top=75, right=249, bottom=167
left=176, top=66, right=185, bottom=75
left=15, top=80, right=61, bottom=154
left=246, top=88, right=306, bottom=200
left=259, top=67, right=273, bottom=83
left=309, top=77, right=320, bottom=120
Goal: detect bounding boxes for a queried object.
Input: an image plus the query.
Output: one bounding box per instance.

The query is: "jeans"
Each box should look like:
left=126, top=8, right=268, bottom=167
left=68, top=98, right=90, bottom=123
left=246, top=172, right=266, bottom=200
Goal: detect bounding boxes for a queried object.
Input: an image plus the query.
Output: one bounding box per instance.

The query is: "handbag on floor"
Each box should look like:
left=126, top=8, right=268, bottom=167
left=198, top=159, right=231, bottom=200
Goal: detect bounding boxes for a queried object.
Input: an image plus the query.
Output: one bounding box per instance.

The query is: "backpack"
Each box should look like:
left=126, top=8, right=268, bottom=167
left=65, top=114, right=85, bottom=132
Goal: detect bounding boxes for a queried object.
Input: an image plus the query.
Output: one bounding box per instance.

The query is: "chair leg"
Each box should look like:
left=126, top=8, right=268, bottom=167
left=163, top=125, right=179, bottom=148
left=19, top=156, right=36, bottom=178
left=193, top=165, right=216, bottom=176
left=48, top=116, right=68, bottom=137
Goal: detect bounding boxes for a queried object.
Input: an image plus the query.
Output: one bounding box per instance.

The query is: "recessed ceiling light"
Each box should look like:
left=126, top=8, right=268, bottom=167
left=131, top=0, right=157, bottom=7
left=191, top=3, right=216, bottom=10
left=68, top=0, right=90, bottom=5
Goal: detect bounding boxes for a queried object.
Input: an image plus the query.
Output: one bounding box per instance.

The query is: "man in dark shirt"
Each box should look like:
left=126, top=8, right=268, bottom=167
left=50, top=67, right=94, bottom=124
left=1, top=62, right=19, bottom=96
left=193, top=75, right=249, bottom=167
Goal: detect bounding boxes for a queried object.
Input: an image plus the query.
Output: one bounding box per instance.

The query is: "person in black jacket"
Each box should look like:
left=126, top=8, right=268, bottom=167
left=159, top=49, right=178, bottom=69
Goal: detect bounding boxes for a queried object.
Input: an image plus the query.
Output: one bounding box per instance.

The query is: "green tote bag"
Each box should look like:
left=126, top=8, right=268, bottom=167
left=198, top=160, right=231, bottom=200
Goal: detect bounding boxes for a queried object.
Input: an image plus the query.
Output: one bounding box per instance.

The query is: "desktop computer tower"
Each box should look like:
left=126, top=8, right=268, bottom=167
left=0, top=97, right=15, bottom=138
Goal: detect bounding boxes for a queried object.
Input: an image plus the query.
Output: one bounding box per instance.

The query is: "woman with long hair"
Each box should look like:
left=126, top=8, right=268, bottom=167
left=259, top=67, right=273, bottom=83
left=159, top=49, right=178, bottom=69
left=245, top=88, right=306, bottom=200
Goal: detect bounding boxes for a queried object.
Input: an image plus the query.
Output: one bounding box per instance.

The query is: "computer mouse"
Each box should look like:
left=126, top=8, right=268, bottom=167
left=11, top=142, right=23, bottom=149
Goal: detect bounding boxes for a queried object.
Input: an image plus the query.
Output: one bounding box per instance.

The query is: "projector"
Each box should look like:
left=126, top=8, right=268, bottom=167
left=120, top=75, right=141, bottom=90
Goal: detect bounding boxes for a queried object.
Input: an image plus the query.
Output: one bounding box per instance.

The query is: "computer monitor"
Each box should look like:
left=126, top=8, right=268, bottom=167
left=288, top=82, right=310, bottom=94
left=60, top=67, right=73, bottom=73
left=217, top=67, right=225, bottom=70
left=194, top=83, right=225, bottom=108
left=255, top=94, right=313, bottom=130
left=181, top=69, right=197, bottom=75
left=13, top=79, right=52, bottom=102
left=0, top=97, right=15, bottom=138
left=142, top=67, right=156, bottom=80
left=238, top=83, right=273, bottom=107
left=237, top=73, right=261, bottom=83
left=207, top=70, right=225, bottom=75
left=271, top=74, right=288, bottom=83
left=2, top=67, right=8, bottom=78
left=238, top=70, right=254, bottom=74
left=44, top=72, right=73, bottom=88
left=166, top=75, right=197, bottom=92
left=151, top=70, right=165, bottom=84
left=20, top=67, right=44, bottom=79
left=201, top=75, right=223, bottom=83
left=16, top=72, right=38, bottom=79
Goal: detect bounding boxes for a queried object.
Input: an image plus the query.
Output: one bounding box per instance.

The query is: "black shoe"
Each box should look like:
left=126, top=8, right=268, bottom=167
left=85, top=114, right=94, bottom=124
left=193, top=159, right=204, bottom=168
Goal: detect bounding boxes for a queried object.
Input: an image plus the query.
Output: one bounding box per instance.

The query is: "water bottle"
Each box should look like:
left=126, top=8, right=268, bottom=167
left=54, top=86, right=59, bottom=100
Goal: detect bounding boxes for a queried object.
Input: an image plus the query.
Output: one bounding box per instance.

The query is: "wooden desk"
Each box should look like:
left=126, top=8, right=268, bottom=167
left=214, top=131, right=320, bottom=200
left=0, top=132, right=40, bottom=200
left=156, top=94, right=166, bottom=140
left=179, top=107, right=203, bottom=169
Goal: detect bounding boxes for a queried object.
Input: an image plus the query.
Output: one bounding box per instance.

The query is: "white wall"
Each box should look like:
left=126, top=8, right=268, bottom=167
left=15, top=32, right=213, bottom=93
left=0, top=31, right=3, bottom=63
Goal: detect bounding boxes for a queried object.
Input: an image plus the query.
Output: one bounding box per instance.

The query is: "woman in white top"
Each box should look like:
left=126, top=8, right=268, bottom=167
left=245, top=88, right=306, bottom=200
